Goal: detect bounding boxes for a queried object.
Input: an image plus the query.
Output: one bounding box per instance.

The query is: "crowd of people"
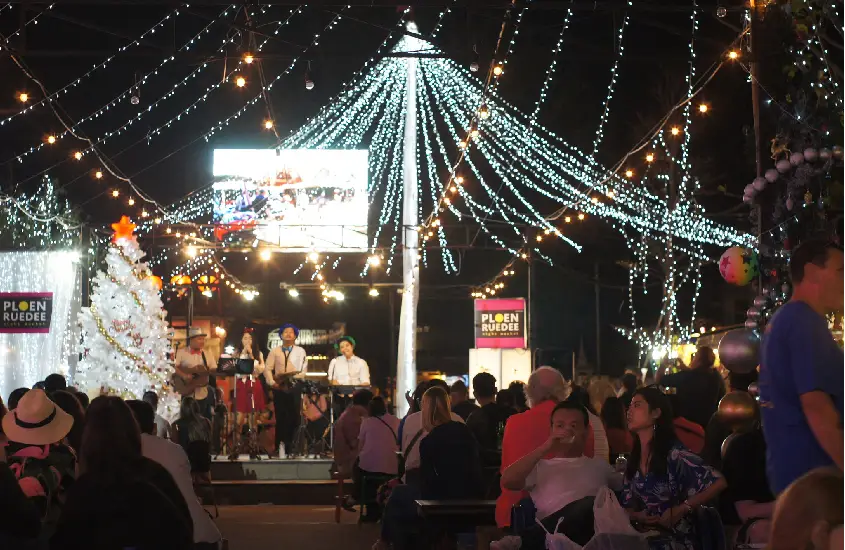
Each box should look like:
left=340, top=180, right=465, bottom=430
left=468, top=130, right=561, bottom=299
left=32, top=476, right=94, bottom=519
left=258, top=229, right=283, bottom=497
left=0, top=374, right=222, bottom=549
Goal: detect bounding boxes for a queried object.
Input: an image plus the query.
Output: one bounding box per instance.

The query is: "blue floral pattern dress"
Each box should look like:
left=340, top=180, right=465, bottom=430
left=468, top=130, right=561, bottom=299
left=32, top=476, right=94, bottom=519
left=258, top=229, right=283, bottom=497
left=621, top=442, right=721, bottom=550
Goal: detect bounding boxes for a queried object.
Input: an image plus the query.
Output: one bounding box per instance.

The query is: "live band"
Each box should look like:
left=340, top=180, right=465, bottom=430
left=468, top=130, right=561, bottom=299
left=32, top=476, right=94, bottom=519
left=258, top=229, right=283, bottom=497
left=172, top=324, right=370, bottom=458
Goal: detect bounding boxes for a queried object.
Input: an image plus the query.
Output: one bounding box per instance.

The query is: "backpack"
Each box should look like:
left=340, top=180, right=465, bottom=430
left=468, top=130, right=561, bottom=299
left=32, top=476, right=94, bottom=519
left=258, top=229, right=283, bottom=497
left=8, top=444, right=75, bottom=533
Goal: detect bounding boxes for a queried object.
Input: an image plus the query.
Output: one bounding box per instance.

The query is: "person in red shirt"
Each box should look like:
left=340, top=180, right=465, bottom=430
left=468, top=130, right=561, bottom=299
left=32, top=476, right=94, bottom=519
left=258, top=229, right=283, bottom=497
left=496, top=367, right=595, bottom=528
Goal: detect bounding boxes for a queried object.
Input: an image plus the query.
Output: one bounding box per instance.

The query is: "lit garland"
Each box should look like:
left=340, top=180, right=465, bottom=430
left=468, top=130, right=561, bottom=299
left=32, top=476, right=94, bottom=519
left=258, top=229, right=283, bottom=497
left=592, top=9, right=630, bottom=157
left=0, top=175, right=80, bottom=248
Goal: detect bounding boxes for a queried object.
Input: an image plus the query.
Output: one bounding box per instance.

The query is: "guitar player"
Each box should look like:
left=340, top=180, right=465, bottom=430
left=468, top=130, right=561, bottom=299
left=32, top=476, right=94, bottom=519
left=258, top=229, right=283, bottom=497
left=265, top=323, right=308, bottom=456
left=174, top=327, right=216, bottom=420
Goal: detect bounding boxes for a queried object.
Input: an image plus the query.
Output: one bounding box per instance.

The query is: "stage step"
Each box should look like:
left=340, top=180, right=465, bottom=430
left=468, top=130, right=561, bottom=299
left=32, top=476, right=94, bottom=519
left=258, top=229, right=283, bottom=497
left=211, top=457, right=333, bottom=481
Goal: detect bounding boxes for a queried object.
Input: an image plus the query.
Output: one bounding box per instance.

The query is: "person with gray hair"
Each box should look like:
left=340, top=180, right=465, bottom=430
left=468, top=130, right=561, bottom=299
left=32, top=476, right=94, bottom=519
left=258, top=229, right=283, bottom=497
left=524, top=366, right=570, bottom=408
left=495, top=366, right=595, bottom=529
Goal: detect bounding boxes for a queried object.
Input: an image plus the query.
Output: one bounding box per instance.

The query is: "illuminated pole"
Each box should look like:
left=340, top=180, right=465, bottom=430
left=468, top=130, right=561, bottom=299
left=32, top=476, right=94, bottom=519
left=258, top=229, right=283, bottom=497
left=396, top=22, right=422, bottom=418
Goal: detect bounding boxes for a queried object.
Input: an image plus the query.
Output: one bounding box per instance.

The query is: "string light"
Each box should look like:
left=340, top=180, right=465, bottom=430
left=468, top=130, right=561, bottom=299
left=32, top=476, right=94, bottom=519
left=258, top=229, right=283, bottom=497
left=670, top=126, right=681, bottom=136
left=127, top=197, right=135, bottom=206
left=46, top=135, right=56, bottom=145
left=243, top=53, right=254, bottom=64
left=17, top=92, right=28, bottom=103
left=95, top=170, right=103, bottom=179
left=728, top=50, right=739, bottom=60
left=645, top=153, right=655, bottom=163
left=698, top=103, right=709, bottom=113
left=235, top=76, right=246, bottom=88
left=73, top=151, right=83, bottom=161
left=592, top=10, right=630, bottom=156
left=111, top=189, right=119, bottom=198
left=264, top=119, right=274, bottom=130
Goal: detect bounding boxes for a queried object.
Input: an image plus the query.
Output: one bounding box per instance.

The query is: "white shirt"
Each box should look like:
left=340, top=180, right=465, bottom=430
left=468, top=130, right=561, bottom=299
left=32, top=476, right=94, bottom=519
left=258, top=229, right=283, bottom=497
left=359, top=414, right=401, bottom=475
left=588, top=411, right=610, bottom=463
left=174, top=347, right=214, bottom=401
left=329, top=355, right=371, bottom=386
left=525, top=456, right=617, bottom=520
left=400, top=411, right=464, bottom=474
left=264, top=344, right=308, bottom=385
left=154, top=414, right=174, bottom=440
left=140, top=433, right=222, bottom=544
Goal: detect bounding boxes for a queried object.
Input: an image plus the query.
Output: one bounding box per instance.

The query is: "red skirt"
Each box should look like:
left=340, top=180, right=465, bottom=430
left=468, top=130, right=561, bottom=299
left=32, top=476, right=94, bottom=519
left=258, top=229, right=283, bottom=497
left=235, top=378, right=266, bottom=413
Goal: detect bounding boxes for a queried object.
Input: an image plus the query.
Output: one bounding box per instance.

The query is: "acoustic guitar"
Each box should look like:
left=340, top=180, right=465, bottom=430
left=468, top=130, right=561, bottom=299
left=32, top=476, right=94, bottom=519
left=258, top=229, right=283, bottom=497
left=170, top=369, right=210, bottom=396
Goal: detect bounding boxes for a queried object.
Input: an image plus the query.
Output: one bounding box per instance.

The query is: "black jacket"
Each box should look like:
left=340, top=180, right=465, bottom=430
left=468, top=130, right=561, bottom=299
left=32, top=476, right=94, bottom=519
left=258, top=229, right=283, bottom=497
left=419, top=421, right=484, bottom=500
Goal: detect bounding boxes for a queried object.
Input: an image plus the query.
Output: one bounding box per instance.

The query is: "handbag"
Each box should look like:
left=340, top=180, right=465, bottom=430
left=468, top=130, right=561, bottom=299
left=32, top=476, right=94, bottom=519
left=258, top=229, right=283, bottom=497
left=376, top=429, right=425, bottom=507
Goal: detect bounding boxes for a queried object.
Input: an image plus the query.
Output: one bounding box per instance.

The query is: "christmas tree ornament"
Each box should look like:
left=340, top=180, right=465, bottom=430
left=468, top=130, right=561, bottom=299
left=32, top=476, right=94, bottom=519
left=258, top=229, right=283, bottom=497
left=752, top=177, right=768, bottom=192
left=776, top=159, right=793, bottom=173
left=719, top=247, right=759, bottom=286
left=803, top=148, right=818, bottom=163
left=789, top=151, right=805, bottom=166
left=752, top=295, right=769, bottom=309
left=764, top=168, right=780, bottom=183
left=718, top=328, right=760, bottom=374
left=820, top=148, right=832, bottom=160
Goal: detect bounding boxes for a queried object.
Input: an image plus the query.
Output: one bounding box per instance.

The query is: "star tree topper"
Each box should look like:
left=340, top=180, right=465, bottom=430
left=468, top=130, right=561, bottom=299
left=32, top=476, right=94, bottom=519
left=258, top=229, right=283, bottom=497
left=111, top=216, right=137, bottom=242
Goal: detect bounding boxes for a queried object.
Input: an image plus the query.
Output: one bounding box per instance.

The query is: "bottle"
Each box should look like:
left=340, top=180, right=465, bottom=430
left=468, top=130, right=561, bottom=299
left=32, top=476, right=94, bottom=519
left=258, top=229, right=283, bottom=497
left=278, top=442, right=286, bottom=459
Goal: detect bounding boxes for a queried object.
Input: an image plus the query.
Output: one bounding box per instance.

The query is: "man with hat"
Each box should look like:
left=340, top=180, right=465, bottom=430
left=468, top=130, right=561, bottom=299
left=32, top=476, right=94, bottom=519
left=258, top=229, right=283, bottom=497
left=174, top=327, right=215, bottom=420
left=265, top=323, right=308, bottom=456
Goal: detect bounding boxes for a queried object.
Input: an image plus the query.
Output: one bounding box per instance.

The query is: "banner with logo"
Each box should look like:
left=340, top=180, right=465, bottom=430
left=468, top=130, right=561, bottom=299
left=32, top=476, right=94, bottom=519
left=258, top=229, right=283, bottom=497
left=0, top=292, right=54, bottom=333
left=474, top=298, right=526, bottom=349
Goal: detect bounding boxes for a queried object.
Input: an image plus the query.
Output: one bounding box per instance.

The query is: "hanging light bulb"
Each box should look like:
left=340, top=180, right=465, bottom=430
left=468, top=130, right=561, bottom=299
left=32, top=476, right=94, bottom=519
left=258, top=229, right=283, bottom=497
left=244, top=52, right=255, bottom=64
left=17, top=92, right=28, bottom=103
left=288, top=288, right=300, bottom=298
left=564, top=216, right=572, bottom=223
left=141, top=210, right=149, bottom=218
left=304, top=60, right=315, bottom=90
left=698, top=103, right=709, bottom=113
left=264, top=119, right=274, bottom=130
left=645, top=153, right=655, bottom=163
left=235, top=76, right=246, bottom=88
left=368, top=255, right=381, bottom=267
left=728, top=50, right=739, bottom=60
left=578, top=213, right=586, bottom=220
left=478, top=104, right=490, bottom=119
left=46, top=135, right=56, bottom=145
left=128, top=197, right=135, bottom=206
left=625, top=169, right=634, bottom=178
left=670, top=126, right=681, bottom=136
left=165, top=227, right=172, bottom=234
left=73, top=151, right=83, bottom=161
left=492, top=63, right=503, bottom=76
left=454, top=175, right=465, bottom=185
left=308, top=251, right=320, bottom=263
left=111, top=189, right=120, bottom=198
left=369, top=287, right=380, bottom=297
left=185, top=246, right=198, bottom=258
left=259, top=249, right=272, bottom=261
left=95, top=170, right=103, bottom=179
left=469, top=45, right=480, bottom=72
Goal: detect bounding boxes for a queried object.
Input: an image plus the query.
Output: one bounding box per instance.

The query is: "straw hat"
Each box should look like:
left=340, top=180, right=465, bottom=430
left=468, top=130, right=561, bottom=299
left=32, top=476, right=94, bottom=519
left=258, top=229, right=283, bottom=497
left=2, top=389, right=74, bottom=446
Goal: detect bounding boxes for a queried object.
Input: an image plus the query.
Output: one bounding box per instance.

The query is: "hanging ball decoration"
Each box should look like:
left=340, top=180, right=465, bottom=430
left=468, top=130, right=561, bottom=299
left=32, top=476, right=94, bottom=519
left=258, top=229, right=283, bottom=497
left=743, top=184, right=755, bottom=196
left=776, top=159, right=793, bottom=173
left=147, top=275, right=163, bottom=291
left=752, top=295, right=768, bottom=309
left=716, top=6, right=727, bottom=17
left=803, top=148, right=818, bottom=163
left=764, top=168, right=780, bottom=183
left=833, top=145, right=843, bottom=160
left=719, top=247, right=759, bottom=286
left=820, top=148, right=832, bottom=160
left=789, top=151, right=805, bottom=166
left=786, top=197, right=795, bottom=211
left=718, top=328, right=761, bottom=374
left=744, top=319, right=759, bottom=330
left=717, top=391, right=757, bottom=427
left=752, top=177, right=767, bottom=192
left=747, top=381, right=759, bottom=397
left=742, top=194, right=754, bottom=204
left=746, top=307, right=761, bottom=320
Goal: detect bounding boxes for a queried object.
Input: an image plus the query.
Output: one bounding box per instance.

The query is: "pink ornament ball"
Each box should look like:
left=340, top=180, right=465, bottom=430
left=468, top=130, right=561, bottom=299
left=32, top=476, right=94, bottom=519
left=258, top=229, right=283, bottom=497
left=764, top=168, right=779, bottom=183
left=719, top=246, right=759, bottom=286
left=776, top=159, right=792, bottom=173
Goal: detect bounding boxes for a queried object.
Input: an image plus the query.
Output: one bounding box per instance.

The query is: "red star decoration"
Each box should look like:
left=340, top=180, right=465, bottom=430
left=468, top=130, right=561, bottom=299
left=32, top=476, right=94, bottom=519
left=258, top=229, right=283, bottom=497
left=111, top=216, right=136, bottom=242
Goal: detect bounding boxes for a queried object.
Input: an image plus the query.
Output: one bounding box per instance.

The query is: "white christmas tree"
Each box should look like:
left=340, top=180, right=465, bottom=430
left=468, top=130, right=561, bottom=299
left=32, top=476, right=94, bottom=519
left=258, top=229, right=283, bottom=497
left=76, top=216, right=178, bottom=417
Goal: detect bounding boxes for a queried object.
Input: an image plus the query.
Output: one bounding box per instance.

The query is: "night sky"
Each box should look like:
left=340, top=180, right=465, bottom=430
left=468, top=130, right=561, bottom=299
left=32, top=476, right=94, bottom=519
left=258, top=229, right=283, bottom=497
left=0, top=2, right=764, bottom=385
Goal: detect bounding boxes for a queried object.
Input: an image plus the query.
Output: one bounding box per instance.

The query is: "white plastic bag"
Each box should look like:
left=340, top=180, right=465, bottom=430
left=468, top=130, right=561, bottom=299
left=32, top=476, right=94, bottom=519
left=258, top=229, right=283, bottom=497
left=592, top=487, right=642, bottom=537
left=540, top=517, right=583, bottom=550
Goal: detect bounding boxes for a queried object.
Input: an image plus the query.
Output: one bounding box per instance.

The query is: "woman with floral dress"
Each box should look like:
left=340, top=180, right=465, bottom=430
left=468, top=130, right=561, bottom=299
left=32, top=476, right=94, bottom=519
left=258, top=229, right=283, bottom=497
left=622, top=387, right=727, bottom=549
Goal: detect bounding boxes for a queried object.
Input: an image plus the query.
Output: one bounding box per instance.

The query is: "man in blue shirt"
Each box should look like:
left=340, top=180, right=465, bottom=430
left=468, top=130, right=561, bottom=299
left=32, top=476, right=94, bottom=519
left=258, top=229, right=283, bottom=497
left=760, top=238, right=844, bottom=494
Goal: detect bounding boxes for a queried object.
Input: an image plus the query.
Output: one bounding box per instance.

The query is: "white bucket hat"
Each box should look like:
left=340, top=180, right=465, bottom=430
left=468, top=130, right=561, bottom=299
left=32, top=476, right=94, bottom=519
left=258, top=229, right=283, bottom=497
left=187, top=327, right=208, bottom=339
left=2, top=389, right=74, bottom=446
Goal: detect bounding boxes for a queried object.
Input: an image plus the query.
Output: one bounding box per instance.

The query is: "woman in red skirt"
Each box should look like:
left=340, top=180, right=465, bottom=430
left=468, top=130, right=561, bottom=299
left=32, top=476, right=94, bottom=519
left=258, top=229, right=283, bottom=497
left=235, top=329, right=267, bottom=432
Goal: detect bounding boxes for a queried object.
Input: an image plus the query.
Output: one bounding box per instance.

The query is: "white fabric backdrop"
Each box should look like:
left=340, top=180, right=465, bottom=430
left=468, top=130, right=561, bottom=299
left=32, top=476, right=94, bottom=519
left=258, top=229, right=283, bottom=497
left=0, top=251, right=81, bottom=403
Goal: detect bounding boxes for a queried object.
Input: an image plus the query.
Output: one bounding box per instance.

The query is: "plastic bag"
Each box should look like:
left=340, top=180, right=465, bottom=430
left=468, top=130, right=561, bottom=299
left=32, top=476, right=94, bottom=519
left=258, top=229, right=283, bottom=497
left=593, top=487, right=641, bottom=537
left=540, top=517, right=583, bottom=550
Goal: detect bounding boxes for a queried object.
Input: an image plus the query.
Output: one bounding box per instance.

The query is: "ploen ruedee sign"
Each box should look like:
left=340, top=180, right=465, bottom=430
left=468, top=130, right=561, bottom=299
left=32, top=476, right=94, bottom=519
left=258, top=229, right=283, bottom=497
left=474, top=298, right=526, bottom=349
left=0, top=293, right=54, bottom=333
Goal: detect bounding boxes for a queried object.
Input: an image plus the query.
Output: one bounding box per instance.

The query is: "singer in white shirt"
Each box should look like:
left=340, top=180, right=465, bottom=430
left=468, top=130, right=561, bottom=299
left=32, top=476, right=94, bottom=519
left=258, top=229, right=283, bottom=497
left=329, top=336, right=371, bottom=386
left=266, top=324, right=308, bottom=455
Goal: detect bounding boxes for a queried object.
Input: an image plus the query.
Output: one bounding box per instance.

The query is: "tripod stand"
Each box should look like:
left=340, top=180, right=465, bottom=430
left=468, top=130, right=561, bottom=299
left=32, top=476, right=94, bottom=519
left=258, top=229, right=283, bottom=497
left=228, top=374, right=263, bottom=461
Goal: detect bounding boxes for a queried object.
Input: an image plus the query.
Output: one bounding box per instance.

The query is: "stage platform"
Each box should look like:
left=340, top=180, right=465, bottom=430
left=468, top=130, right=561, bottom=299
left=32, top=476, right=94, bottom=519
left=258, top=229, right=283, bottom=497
left=210, top=456, right=338, bottom=505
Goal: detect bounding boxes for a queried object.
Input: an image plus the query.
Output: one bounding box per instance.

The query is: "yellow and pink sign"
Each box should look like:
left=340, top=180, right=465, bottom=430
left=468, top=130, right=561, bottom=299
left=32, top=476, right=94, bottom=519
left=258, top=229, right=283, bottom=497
left=474, top=298, right=526, bottom=349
